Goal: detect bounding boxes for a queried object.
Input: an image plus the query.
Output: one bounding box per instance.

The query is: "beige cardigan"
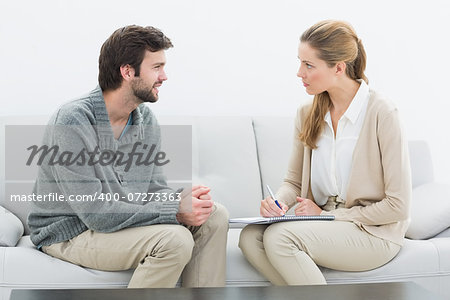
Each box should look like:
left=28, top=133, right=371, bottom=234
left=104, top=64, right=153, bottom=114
left=276, top=90, right=411, bottom=246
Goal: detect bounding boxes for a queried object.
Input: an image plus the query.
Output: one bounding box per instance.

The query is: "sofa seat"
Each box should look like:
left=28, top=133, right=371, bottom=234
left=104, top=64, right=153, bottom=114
left=226, top=230, right=450, bottom=295
left=0, top=236, right=133, bottom=291
left=1, top=232, right=266, bottom=291
left=321, top=238, right=450, bottom=295
left=4, top=231, right=449, bottom=297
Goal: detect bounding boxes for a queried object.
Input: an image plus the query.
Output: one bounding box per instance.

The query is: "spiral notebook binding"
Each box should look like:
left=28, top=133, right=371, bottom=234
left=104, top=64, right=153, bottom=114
left=269, top=215, right=334, bottom=222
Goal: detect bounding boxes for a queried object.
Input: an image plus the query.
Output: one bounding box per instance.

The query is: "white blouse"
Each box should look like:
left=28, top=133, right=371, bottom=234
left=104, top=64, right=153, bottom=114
left=311, top=80, right=370, bottom=206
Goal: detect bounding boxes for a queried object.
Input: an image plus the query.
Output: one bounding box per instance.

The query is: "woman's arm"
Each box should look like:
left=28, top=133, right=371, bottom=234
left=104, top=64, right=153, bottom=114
left=321, top=108, right=411, bottom=225
left=276, top=106, right=309, bottom=209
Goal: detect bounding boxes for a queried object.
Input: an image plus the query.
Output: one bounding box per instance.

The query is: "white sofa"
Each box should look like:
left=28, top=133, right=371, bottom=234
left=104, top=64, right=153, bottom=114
left=1, top=115, right=450, bottom=300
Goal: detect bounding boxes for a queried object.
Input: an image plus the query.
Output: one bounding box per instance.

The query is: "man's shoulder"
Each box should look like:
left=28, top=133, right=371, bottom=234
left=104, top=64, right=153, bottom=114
left=49, top=89, right=99, bottom=126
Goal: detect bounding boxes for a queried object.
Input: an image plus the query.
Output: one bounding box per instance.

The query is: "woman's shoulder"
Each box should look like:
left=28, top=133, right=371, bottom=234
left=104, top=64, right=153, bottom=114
left=296, top=100, right=314, bottom=120
left=367, top=89, right=399, bottom=116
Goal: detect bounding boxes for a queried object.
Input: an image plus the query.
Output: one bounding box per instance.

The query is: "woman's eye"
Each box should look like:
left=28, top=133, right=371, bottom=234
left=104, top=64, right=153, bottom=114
left=306, top=64, right=313, bottom=69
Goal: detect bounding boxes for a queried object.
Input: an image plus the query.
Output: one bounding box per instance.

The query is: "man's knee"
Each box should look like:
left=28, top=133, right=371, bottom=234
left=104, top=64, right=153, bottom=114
left=206, top=202, right=229, bottom=230
left=151, top=226, right=195, bottom=262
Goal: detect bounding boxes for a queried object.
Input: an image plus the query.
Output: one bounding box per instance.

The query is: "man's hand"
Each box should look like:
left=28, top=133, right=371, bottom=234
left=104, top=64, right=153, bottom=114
left=176, top=185, right=213, bottom=226
left=294, top=197, right=322, bottom=215
left=260, top=196, right=288, bottom=217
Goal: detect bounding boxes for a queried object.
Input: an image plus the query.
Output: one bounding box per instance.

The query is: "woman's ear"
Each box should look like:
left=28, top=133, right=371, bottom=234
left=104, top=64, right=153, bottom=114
left=335, top=61, right=346, bottom=75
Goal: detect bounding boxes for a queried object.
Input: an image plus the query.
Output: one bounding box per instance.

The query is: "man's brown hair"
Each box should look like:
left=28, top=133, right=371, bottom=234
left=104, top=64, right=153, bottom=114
left=98, top=25, right=173, bottom=91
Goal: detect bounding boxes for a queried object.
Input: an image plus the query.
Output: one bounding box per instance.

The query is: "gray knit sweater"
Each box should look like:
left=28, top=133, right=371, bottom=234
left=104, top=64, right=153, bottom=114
left=28, top=86, right=181, bottom=247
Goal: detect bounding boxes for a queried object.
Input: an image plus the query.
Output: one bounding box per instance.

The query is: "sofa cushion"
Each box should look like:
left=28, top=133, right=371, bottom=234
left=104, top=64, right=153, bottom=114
left=1, top=236, right=133, bottom=289
left=321, top=238, right=443, bottom=294
left=406, top=183, right=450, bottom=240
left=434, top=228, right=450, bottom=238
left=158, top=116, right=263, bottom=219
left=227, top=228, right=447, bottom=291
left=408, top=140, right=434, bottom=188
left=1, top=115, right=50, bottom=235
left=252, top=117, right=294, bottom=207
left=0, top=206, right=24, bottom=247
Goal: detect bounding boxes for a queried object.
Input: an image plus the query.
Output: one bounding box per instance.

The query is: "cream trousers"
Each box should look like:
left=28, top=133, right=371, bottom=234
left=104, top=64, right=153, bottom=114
left=239, top=220, right=400, bottom=285
left=43, top=203, right=229, bottom=288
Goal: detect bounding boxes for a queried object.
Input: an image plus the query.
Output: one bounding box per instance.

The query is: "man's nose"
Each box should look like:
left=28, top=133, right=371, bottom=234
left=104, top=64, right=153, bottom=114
left=159, top=69, right=168, bottom=81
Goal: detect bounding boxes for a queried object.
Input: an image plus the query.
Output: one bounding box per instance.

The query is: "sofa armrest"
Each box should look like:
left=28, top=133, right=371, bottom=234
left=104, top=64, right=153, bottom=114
left=0, top=205, right=24, bottom=247
left=406, top=183, right=450, bottom=240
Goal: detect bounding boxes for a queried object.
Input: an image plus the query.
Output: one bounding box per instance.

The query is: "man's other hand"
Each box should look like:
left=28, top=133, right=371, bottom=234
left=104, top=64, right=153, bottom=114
left=176, top=186, right=213, bottom=226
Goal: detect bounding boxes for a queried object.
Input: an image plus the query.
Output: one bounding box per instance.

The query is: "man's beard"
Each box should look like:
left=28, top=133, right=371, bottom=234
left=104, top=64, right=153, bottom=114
left=131, top=78, right=159, bottom=103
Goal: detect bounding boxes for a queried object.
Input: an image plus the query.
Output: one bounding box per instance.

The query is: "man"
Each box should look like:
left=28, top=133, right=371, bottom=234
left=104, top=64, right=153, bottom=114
left=27, top=25, right=229, bottom=288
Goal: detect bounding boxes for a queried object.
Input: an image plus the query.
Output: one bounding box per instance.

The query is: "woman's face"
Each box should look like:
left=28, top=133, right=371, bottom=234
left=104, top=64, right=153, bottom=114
left=297, top=42, right=337, bottom=95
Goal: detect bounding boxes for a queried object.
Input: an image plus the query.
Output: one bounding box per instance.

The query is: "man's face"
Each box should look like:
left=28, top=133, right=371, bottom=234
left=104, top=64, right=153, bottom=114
left=131, top=50, right=168, bottom=103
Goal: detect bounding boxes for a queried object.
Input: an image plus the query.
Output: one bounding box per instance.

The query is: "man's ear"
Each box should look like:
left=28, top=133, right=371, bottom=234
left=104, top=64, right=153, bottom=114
left=120, top=64, right=135, bottom=81
left=335, top=61, right=346, bottom=76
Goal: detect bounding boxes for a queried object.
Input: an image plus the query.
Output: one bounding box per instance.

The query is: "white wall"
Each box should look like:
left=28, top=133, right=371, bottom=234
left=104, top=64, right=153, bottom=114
left=1, top=0, right=449, bottom=183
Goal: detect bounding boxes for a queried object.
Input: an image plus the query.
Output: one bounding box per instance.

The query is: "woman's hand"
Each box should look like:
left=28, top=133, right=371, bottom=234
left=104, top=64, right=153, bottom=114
left=295, top=197, right=322, bottom=215
left=260, top=196, right=289, bottom=217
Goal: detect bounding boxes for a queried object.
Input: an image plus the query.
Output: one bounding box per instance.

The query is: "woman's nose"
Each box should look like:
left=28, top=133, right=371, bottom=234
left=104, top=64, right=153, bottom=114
left=297, top=65, right=304, bottom=78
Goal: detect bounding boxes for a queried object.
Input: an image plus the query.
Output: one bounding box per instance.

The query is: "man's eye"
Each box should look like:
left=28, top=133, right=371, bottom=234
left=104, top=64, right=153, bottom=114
left=306, top=64, right=313, bottom=69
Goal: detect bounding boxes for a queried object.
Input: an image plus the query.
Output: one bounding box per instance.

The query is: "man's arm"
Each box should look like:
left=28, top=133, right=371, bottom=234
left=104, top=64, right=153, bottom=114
left=41, top=124, right=180, bottom=232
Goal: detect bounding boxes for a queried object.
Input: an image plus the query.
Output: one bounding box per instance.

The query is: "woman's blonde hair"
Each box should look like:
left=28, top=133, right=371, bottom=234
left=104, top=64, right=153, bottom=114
left=299, top=20, right=368, bottom=149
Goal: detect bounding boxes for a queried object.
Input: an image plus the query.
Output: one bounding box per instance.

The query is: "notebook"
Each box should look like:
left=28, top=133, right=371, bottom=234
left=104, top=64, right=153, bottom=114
left=229, top=215, right=335, bottom=224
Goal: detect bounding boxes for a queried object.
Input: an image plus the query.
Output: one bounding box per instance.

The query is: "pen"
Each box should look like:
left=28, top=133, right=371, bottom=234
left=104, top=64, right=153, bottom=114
left=266, top=185, right=285, bottom=216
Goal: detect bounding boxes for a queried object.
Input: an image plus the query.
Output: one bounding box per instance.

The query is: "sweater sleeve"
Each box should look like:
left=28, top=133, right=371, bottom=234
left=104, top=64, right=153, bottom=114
left=46, top=124, right=180, bottom=233
left=321, top=109, right=411, bottom=225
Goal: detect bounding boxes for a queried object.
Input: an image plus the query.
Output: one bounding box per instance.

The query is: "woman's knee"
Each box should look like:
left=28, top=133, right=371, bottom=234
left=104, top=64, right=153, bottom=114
left=263, top=223, right=301, bottom=256
left=238, top=224, right=265, bottom=254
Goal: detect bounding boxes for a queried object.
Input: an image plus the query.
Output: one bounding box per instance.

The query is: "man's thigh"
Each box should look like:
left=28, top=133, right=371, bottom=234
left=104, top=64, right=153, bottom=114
left=43, top=224, right=193, bottom=271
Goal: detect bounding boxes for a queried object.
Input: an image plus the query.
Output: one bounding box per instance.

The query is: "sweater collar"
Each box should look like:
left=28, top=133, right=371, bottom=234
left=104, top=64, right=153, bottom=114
left=89, top=85, right=145, bottom=150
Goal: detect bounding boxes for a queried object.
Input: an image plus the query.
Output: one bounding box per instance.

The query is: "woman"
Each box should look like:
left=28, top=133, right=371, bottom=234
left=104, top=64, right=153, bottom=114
left=238, top=20, right=411, bottom=285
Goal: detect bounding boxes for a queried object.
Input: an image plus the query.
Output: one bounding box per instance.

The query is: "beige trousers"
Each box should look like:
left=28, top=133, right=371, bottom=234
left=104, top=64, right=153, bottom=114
left=43, top=203, right=229, bottom=288
left=238, top=221, right=400, bottom=286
